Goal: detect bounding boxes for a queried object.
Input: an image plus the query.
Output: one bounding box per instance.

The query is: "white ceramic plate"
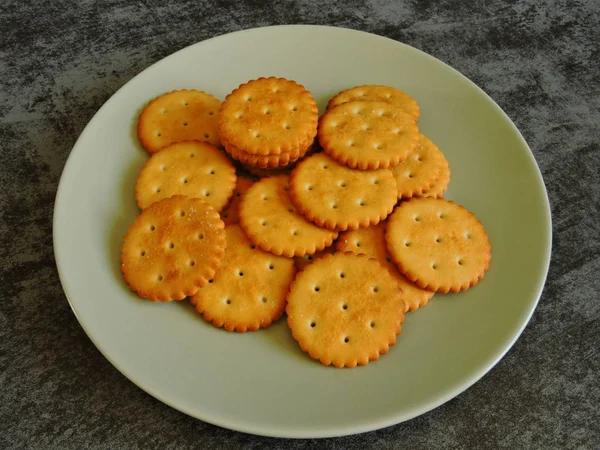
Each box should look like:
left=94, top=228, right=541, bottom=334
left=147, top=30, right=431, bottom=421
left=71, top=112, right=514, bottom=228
left=53, top=25, right=551, bottom=438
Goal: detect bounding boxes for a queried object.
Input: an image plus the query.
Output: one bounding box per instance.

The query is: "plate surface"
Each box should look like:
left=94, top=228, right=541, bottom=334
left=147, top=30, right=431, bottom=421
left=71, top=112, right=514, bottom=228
left=53, top=25, right=551, bottom=438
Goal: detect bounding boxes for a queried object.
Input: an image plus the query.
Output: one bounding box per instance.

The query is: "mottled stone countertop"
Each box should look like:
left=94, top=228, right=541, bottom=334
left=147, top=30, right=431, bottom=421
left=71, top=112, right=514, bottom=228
left=1, top=1, right=599, bottom=448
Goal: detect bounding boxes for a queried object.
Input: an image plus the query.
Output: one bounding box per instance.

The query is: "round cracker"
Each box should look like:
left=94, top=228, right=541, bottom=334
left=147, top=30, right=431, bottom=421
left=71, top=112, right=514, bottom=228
left=219, top=77, right=318, bottom=156
left=336, top=222, right=434, bottom=312
left=238, top=175, right=338, bottom=257
left=319, top=101, right=419, bottom=170
left=386, top=198, right=491, bottom=293
left=327, top=85, right=420, bottom=121
left=391, top=133, right=447, bottom=199
left=120, top=196, right=226, bottom=301
left=137, top=89, right=221, bottom=154
left=286, top=252, right=405, bottom=368
left=135, top=141, right=236, bottom=211
left=289, top=153, right=398, bottom=231
left=190, top=225, right=296, bottom=332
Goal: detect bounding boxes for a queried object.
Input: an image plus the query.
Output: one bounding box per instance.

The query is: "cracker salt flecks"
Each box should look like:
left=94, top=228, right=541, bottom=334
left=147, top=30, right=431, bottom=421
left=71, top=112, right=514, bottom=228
left=220, top=176, right=253, bottom=225
left=289, top=153, right=398, bottom=231
left=391, top=133, right=446, bottom=199
left=238, top=175, right=338, bottom=257
left=218, top=77, right=318, bottom=156
left=327, top=85, right=420, bottom=121
left=120, top=196, right=226, bottom=302
left=190, top=225, right=296, bottom=332
left=137, top=90, right=221, bottom=154
left=286, top=252, right=405, bottom=368
left=319, top=101, right=419, bottom=170
left=386, top=197, right=491, bottom=293
left=336, top=223, right=434, bottom=312
left=135, top=141, right=236, bottom=211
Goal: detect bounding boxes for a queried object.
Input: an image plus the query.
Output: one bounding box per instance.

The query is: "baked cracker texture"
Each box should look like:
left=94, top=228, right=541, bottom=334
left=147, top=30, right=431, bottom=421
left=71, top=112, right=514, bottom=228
left=327, top=85, right=420, bottom=121
left=319, top=100, right=419, bottom=170
left=238, top=174, right=338, bottom=257
left=218, top=77, right=318, bottom=156
left=190, top=224, right=296, bottom=332
left=289, top=153, right=398, bottom=231
left=337, top=222, right=435, bottom=312
left=386, top=197, right=491, bottom=293
left=135, top=140, right=236, bottom=211
left=137, top=89, right=221, bottom=154
left=120, top=196, right=226, bottom=301
left=220, top=176, right=253, bottom=225
left=286, top=252, right=406, bottom=368
left=294, top=244, right=337, bottom=271
left=391, top=133, right=447, bottom=199
left=422, top=154, right=451, bottom=198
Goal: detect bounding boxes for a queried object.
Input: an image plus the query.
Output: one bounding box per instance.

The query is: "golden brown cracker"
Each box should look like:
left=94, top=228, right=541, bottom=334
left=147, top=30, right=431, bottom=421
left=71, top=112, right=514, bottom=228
left=238, top=175, right=338, bottom=257
left=327, top=85, right=420, bottom=121
left=391, top=133, right=446, bottom=199
left=137, top=90, right=221, bottom=154
left=289, top=153, right=398, bottom=231
left=319, top=101, right=419, bottom=170
left=336, top=223, right=434, bottom=312
left=219, top=77, right=318, bottom=156
left=286, top=252, right=405, bottom=368
left=120, top=196, right=226, bottom=301
left=190, top=225, right=296, bottom=332
left=135, top=141, right=236, bottom=211
left=386, top=198, right=491, bottom=293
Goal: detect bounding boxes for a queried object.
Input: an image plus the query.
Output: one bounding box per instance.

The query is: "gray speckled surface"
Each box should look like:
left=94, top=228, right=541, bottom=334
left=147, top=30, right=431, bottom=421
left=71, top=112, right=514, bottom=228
left=1, top=0, right=599, bottom=448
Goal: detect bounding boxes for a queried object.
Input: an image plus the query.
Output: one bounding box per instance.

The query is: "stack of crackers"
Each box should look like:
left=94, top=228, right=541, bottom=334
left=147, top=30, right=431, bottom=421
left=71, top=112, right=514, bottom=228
left=121, top=78, right=491, bottom=368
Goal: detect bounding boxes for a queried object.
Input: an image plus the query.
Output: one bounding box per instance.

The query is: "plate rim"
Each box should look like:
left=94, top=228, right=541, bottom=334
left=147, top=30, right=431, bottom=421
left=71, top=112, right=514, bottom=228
left=53, top=24, right=553, bottom=438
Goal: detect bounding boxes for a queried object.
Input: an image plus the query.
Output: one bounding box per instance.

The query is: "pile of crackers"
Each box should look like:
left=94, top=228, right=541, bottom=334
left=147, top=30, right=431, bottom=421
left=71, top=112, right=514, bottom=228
left=122, top=78, right=491, bottom=368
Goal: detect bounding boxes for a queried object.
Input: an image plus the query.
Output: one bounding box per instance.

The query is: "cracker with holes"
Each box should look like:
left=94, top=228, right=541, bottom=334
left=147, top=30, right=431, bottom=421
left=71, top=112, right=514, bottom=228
left=391, top=133, right=447, bottom=199
left=386, top=198, right=491, bottom=293
left=286, top=252, right=405, bottom=368
left=190, top=225, right=296, bottom=332
left=422, top=155, right=451, bottom=198
left=120, top=196, right=226, bottom=302
left=336, top=223, right=434, bottom=312
left=289, top=153, right=398, bottom=231
left=220, top=176, right=253, bottom=225
left=135, top=141, right=236, bottom=211
left=238, top=175, right=338, bottom=257
left=137, top=90, right=221, bottom=154
left=218, top=77, right=318, bottom=157
left=327, top=85, right=420, bottom=121
left=319, top=101, right=419, bottom=170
